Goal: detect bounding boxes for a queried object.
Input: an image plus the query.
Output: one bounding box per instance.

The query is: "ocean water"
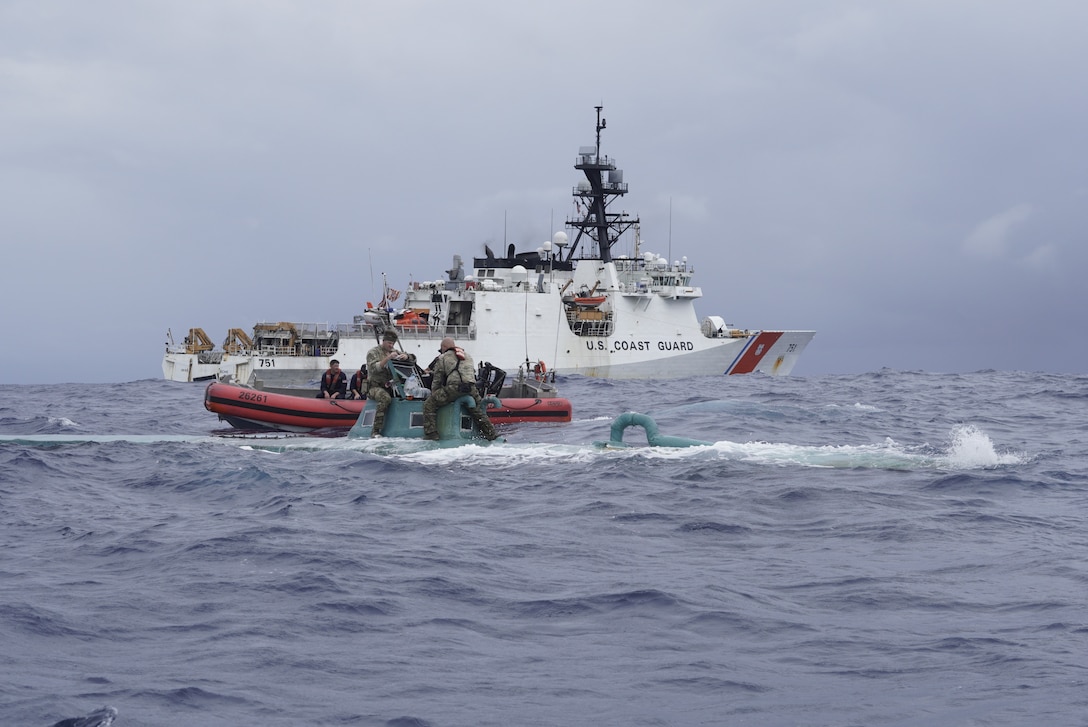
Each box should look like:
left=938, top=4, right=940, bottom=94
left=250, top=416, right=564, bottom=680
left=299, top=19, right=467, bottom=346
left=1, top=371, right=1086, bottom=727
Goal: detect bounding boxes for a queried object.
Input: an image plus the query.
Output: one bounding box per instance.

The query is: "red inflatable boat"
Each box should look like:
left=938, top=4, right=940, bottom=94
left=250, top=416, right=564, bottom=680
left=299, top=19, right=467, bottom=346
left=204, top=381, right=572, bottom=433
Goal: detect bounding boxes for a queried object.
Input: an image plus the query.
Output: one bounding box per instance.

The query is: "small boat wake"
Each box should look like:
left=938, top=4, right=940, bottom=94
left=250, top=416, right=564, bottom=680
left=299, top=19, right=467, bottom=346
left=0, top=419, right=1026, bottom=472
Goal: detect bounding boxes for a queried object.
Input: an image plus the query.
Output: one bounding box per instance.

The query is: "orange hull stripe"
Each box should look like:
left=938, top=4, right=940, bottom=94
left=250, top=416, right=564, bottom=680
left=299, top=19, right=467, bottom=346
left=727, top=331, right=784, bottom=375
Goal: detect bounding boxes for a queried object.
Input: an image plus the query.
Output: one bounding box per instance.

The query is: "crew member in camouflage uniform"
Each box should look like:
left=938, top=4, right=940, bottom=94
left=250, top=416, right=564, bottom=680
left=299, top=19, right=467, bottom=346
left=422, top=337, right=498, bottom=441
left=366, top=330, right=414, bottom=437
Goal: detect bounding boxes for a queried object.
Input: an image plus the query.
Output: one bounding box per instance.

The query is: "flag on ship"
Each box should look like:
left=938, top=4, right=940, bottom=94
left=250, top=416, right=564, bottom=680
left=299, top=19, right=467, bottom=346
left=377, top=274, right=400, bottom=310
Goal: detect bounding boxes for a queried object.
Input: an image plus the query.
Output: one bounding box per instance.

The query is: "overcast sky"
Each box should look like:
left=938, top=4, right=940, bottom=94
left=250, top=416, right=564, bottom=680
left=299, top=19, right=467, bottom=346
left=3, top=1, right=1086, bottom=384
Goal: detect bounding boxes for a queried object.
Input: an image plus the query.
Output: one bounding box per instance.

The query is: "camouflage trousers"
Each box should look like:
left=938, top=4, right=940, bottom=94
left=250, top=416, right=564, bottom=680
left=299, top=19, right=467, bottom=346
left=422, top=384, right=497, bottom=440
left=366, top=385, right=392, bottom=436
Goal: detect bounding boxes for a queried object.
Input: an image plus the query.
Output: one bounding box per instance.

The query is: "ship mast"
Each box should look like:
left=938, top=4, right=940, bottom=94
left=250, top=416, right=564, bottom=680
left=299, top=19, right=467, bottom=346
left=564, top=106, right=638, bottom=264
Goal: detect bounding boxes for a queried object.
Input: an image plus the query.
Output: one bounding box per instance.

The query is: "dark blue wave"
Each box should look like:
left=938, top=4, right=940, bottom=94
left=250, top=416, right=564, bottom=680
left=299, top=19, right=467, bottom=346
left=2, top=372, right=1086, bottom=726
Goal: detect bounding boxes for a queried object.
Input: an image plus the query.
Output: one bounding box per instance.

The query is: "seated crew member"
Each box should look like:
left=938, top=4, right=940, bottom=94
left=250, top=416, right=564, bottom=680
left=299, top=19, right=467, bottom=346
left=422, top=337, right=497, bottom=441
left=349, top=364, right=368, bottom=400
left=365, top=330, right=415, bottom=437
left=318, top=359, right=348, bottom=399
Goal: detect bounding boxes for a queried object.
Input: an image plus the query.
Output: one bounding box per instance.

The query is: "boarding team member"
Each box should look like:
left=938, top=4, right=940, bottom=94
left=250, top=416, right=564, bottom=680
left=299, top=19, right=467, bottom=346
left=422, top=337, right=497, bottom=441
left=349, top=365, right=367, bottom=400
left=366, top=330, right=414, bottom=436
left=318, top=359, right=347, bottom=399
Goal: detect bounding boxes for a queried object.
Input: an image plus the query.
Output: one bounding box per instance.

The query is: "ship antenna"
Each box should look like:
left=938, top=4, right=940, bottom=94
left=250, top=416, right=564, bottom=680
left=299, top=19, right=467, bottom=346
left=595, top=105, right=606, bottom=159
left=368, top=248, right=375, bottom=301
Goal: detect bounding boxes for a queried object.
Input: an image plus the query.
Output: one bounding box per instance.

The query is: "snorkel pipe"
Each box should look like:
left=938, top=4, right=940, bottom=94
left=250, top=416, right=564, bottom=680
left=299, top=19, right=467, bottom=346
left=607, top=412, right=711, bottom=448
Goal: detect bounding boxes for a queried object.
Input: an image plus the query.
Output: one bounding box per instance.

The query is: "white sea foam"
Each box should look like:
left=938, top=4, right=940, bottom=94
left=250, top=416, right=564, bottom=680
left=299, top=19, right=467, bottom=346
left=2, top=423, right=1025, bottom=473
left=942, top=424, right=1024, bottom=468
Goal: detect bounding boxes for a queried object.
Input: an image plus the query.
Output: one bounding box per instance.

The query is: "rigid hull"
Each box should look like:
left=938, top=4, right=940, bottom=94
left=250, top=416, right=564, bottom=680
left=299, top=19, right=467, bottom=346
left=204, top=381, right=572, bottom=433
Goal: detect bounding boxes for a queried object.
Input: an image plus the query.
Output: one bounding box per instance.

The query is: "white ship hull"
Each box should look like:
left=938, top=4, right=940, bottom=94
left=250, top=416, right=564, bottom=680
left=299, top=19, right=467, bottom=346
left=163, top=271, right=813, bottom=385
left=161, top=328, right=225, bottom=382
left=161, top=353, right=221, bottom=383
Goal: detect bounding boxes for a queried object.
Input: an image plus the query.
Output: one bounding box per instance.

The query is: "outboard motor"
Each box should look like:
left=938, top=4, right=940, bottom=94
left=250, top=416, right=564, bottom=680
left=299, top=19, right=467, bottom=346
left=476, top=361, right=506, bottom=396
